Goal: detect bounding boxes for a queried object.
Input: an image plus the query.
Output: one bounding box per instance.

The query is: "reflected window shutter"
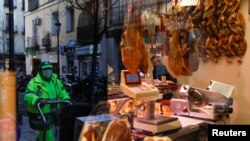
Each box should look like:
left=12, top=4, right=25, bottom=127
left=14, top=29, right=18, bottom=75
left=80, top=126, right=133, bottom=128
left=66, top=11, right=72, bottom=32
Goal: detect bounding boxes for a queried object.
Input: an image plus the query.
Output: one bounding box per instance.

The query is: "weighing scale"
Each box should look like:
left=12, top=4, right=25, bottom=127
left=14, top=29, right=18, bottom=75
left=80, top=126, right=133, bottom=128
left=120, top=70, right=182, bottom=135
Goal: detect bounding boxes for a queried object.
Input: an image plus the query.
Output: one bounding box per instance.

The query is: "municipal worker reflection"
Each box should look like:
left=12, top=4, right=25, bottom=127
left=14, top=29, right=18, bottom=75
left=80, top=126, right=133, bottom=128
left=24, top=61, right=70, bottom=141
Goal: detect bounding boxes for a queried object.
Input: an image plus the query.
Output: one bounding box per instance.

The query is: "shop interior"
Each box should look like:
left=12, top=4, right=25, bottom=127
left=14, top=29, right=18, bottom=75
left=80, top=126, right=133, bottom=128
left=1, top=0, right=249, bottom=141
left=75, top=0, right=250, bottom=141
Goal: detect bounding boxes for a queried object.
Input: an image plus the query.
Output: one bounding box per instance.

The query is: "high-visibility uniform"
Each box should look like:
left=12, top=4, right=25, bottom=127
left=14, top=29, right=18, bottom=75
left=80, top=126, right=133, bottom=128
left=24, top=73, right=70, bottom=141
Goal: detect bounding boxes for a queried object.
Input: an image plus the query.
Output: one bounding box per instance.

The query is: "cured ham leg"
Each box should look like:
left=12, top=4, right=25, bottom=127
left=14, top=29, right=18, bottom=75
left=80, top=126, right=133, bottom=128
left=206, top=17, right=218, bottom=36
left=228, top=34, right=247, bottom=57
left=217, top=0, right=228, bottom=15
left=120, top=25, right=148, bottom=74
left=191, top=0, right=205, bottom=25
left=120, top=27, right=143, bottom=74
left=181, top=38, right=200, bottom=75
left=102, top=119, right=132, bottom=141
left=228, top=12, right=245, bottom=35
left=120, top=0, right=148, bottom=74
left=203, top=0, right=216, bottom=19
left=226, top=0, right=240, bottom=16
left=165, top=30, right=183, bottom=77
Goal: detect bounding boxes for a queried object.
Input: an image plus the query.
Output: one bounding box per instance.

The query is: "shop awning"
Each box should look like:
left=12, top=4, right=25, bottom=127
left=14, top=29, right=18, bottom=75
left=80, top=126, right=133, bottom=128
left=62, top=40, right=78, bottom=54
left=66, top=40, right=77, bottom=48
left=75, top=44, right=101, bottom=56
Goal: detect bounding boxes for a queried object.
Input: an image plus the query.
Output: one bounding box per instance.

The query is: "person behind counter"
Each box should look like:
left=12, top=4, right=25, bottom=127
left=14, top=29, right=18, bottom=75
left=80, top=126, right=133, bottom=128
left=150, top=55, right=177, bottom=83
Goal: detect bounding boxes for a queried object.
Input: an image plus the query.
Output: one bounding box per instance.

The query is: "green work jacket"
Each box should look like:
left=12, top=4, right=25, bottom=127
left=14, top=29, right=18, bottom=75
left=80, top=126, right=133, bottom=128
left=24, top=73, right=70, bottom=114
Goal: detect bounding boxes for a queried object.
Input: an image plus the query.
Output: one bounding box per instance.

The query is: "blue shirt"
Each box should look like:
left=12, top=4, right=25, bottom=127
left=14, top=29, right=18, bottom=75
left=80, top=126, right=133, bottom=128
left=153, top=64, right=177, bottom=82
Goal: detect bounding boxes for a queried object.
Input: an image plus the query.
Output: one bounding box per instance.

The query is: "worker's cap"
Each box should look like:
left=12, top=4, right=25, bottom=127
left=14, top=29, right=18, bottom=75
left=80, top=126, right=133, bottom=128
left=39, top=61, right=53, bottom=69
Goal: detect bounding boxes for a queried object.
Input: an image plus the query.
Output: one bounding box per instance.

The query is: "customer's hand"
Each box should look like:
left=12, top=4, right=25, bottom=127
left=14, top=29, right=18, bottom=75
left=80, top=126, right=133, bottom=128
left=35, top=98, right=47, bottom=107
left=63, top=99, right=73, bottom=105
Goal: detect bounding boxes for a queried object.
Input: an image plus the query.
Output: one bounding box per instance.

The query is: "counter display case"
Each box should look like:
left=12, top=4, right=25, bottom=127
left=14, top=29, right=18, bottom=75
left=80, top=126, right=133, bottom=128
left=73, top=88, right=212, bottom=141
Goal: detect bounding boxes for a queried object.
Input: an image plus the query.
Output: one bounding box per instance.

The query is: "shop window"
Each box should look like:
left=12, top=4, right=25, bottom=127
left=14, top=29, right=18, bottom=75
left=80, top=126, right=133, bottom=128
left=67, top=55, right=75, bottom=74
left=5, top=13, right=9, bottom=25
left=28, top=0, right=39, bottom=11
left=22, top=0, right=25, bottom=10
left=109, top=0, right=128, bottom=26
left=14, top=0, right=17, bottom=8
left=4, top=0, right=17, bottom=8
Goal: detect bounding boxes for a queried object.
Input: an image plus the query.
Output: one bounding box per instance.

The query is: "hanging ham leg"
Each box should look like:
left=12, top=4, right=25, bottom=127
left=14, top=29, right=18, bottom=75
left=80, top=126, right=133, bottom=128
left=120, top=0, right=148, bottom=74
left=165, top=30, right=183, bottom=77
left=226, top=0, right=240, bottom=16
left=120, top=26, right=148, bottom=74
left=203, top=0, right=216, bottom=19
left=182, top=37, right=200, bottom=75
left=192, top=0, right=205, bottom=25
left=120, top=27, right=142, bottom=74
left=217, top=0, right=228, bottom=16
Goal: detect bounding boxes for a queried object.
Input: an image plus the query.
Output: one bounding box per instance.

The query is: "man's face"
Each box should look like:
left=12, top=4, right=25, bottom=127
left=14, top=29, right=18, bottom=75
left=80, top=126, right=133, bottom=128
left=42, top=68, right=53, bottom=80
left=151, top=58, right=158, bottom=67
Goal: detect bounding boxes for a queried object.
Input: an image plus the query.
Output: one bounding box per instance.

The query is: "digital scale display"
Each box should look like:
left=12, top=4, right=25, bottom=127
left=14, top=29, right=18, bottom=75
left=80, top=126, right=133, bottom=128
left=126, top=74, right=139, bottom=82
left=124, top=71, right=141, bottom=85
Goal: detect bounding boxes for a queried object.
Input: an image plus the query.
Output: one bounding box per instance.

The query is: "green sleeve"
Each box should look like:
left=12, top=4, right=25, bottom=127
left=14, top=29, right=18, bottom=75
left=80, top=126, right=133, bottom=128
left=24, top=79, right=39, bottom=106
left=57, top=79, right=70, bottom=100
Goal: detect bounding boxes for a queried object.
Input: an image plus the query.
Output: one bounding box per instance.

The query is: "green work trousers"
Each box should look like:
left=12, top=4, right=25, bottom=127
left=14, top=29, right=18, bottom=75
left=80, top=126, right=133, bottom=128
left=37, top=128, right=55, bottom=141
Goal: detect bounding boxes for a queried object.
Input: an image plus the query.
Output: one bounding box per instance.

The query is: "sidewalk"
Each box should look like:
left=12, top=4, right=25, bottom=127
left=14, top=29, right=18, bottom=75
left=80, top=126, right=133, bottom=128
left=19, top=116, right=38, bottom=141
left=18, top=92, right=38, bottom=141
left=19, top=116, right=68, bottom=141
